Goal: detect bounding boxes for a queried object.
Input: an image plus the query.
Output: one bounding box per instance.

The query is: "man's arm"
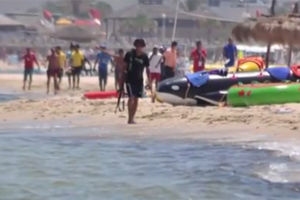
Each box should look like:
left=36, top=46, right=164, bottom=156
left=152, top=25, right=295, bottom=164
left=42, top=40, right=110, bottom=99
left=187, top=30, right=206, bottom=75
left=63, top=57, right=67, bottom=69
left=93, top=55, right=99, bottom=71
left=189, top=51, right=194, bottom=61
left=234, top=46, right=238, bottom=58
left=34, top=55, right=40, bottom=68
left=84, top=56, right=92, bottom=66
left=223, top=47, right=227, bottom=58
left=145, top=56, right=151, bottom=89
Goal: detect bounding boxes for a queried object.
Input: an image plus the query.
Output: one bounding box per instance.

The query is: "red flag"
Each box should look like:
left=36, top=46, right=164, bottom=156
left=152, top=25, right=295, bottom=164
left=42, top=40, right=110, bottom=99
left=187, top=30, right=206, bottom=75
left=89, top=8, right=101, bottom=20
left=43, top=10, right=53, bottom=21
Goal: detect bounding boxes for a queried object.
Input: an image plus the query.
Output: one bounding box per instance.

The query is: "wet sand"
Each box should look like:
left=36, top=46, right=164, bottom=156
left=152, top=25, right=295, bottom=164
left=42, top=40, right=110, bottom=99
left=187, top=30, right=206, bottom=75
left=0, top=73, right=300, bottom=145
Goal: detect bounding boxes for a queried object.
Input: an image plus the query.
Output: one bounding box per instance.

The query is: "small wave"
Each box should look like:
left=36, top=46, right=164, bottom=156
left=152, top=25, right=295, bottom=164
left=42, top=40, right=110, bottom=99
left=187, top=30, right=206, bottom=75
left=256, top=163, right=289, bottom=183
left=252, top=142, right=300, bottom=161
left=21, top=124, right=73, bottom=130
left=248, top=142, right=300, bottom=183
left=256, top=162, right=300, bottom=183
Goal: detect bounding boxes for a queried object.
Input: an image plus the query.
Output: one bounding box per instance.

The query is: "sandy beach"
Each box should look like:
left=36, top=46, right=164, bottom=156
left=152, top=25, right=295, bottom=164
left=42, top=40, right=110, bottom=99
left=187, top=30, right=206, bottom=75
left=0, top=73, right=300, bottom=144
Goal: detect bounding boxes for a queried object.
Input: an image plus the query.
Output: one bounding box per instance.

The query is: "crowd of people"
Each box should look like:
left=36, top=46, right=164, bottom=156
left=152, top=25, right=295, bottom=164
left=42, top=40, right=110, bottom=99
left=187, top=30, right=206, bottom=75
left=21, top=38, right=237, bottom=124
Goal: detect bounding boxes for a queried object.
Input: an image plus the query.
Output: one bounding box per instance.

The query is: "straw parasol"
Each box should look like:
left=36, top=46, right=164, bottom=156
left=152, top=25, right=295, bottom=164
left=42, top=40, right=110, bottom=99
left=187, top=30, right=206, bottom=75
left=232, top=0, right=300, bottom=67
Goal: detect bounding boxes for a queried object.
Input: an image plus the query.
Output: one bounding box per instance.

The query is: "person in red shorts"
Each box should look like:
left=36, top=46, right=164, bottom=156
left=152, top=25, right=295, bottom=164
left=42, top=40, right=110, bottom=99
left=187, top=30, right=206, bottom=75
left=148, top=46, right=162, bottom=102
left=22, top=48, right=40, bottom=90
left=190, top=41, right=207, bottom=73
left=46, top=48, right=60, bottom=95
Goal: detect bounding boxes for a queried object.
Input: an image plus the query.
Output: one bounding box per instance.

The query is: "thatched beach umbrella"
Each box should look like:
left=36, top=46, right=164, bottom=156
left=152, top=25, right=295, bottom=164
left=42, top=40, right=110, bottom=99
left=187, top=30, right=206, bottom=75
left=232, top=1, right=300, bottom=67
left=232, top=19, right=257, bottom=42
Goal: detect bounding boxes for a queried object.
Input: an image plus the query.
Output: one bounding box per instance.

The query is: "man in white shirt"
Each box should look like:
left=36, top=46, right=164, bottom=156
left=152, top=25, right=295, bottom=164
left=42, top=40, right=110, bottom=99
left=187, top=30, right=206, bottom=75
left=148, top=46, right=162, bottom=102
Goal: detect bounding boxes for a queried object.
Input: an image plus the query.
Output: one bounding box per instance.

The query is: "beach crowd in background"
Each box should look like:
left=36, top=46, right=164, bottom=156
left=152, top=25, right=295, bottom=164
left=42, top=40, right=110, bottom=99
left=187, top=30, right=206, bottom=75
left=5, top=38, right=237, bottom=124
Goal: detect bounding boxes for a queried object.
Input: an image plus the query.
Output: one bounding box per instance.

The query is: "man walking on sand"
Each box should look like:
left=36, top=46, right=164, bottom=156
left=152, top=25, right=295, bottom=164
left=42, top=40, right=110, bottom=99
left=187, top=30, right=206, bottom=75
left=148, top=46, right=162, bottom=102
left=71, top=44, right=84, bottom=89
left=190, top=41, right=207, bottom=72
left=46, top=48, right=60, bottom=95
left=122, top=39, right=150, bottom=124
left=94, top=45, right=112, bottom=91
left=112, top=49, right=125, bottom=90
left=55, top=46, right=67, bottom=87
left=223, top=38, right=237, bottom=68
left=163, top=41, right=177, bottom=80
left=22, top=48, right=40, bottom=90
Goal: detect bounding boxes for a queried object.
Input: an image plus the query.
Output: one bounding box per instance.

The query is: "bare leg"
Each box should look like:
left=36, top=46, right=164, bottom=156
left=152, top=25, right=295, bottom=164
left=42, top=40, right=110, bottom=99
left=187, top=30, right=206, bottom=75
left=72, top=74, right=76, bottom=89
left=128, top=97, right=138, bottom=124
left=99, top=77, right=103, bottom=91
left=68, top=75, right=71, bottom=89
left=115, top=73, right=119, bottom=91
left=133, top=98, right=138, bottom=118
left=23, top=77, right=26, bottom=91
left=103, top=75, right=107, bottom=91
left=150, top=80, right=155, bottom=103
left=28, top=73, right=32, bottom=90
left=53, top=74, right=58, bottom=95
left=76, top=74, right=80, bottom=89
left=47, top=76, right=50, bottom=94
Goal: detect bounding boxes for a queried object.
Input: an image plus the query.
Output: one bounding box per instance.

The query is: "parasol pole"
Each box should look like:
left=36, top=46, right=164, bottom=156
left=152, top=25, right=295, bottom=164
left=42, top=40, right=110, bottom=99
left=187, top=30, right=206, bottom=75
left=172, top=0, right=180, bottom=41
left=265, top=0, right=276, bottom=68
left=266, top=43, right=271, bottom=68
left=287, top=44, right=293, bottom=67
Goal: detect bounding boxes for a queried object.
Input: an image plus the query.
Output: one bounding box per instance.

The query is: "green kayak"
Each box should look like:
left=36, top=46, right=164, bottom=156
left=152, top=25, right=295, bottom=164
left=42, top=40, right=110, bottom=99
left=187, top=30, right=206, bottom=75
left=228, top=83, right=300, bottom=107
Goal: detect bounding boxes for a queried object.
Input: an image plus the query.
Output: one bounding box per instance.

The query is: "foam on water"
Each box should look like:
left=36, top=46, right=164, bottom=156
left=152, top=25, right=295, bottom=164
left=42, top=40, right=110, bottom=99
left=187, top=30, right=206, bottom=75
left=247, top=142, right=300, bottom=184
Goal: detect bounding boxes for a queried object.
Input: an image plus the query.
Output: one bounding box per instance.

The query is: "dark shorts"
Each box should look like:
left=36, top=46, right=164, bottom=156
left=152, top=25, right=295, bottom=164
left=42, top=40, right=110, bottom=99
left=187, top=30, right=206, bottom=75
left=47, top=68, right=59, bottom=77
left=164, top=66, right=175, bottom=80
left=72, top=66, right=82, bottom=75
left=24, top=68, right=33, bottom=81
left=58, top=68, right=64, bottom=78
left=126, top=82, right=143, bottom=98
left=99, top=69, right=108, bottom=82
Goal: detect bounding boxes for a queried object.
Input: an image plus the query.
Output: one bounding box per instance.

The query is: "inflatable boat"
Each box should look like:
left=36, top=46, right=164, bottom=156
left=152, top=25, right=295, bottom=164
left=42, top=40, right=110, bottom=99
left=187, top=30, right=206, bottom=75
left=84, top=91, right=118, bottom=99
left=156, top=67, right=300, bottom=106
left=228, top=83, right=300, bottom=107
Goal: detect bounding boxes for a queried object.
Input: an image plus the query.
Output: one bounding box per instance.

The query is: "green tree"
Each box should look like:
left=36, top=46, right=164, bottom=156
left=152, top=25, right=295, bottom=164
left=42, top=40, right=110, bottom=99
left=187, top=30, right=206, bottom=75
left=185, top=0, right=201, bottom=11
left=44, top=1, right=64, bottom=13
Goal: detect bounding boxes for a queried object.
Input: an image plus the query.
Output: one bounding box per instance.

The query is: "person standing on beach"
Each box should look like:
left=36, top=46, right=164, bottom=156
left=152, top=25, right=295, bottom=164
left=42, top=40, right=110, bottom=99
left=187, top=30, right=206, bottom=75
left=148, top=46, right=162, bottom=102
left=22, top=48, right=40, bottom=90
left=71, top=44, right=84, bottom=89
left=122, top=39, right=150, bottom=124
left=113, top=49, right=125, bottom=91
left=66, top=44, right=75, bottom=89
left=190, top=41, right=207, bottom=73
left=46, top=48, right=60, bottom=94
left=163, top=41, right=177, bottom=80
left=223, top=38, right=237, bottom=68
left=55, top=46, right=67, bottom=87
left=176, top=49, right=188, bottom=77
left=94, top=45, right=112, bottom=91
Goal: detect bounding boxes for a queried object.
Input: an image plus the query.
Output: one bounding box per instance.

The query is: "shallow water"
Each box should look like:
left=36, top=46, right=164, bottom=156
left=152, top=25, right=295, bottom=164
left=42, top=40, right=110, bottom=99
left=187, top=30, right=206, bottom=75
left=1, top=127, right=300, bottom=200
left=0, top=92, right=18, bottom=102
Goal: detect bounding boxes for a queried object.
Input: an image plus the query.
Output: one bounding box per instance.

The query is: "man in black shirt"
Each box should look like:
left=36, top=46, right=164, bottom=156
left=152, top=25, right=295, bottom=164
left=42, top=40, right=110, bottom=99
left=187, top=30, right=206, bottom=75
left=123, top=39, right=150, bottom=124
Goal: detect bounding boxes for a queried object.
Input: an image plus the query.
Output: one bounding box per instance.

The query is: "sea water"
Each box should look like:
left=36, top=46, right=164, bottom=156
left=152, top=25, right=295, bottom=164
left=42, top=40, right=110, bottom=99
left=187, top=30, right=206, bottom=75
left=0, top=126, right=300, bottom=200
